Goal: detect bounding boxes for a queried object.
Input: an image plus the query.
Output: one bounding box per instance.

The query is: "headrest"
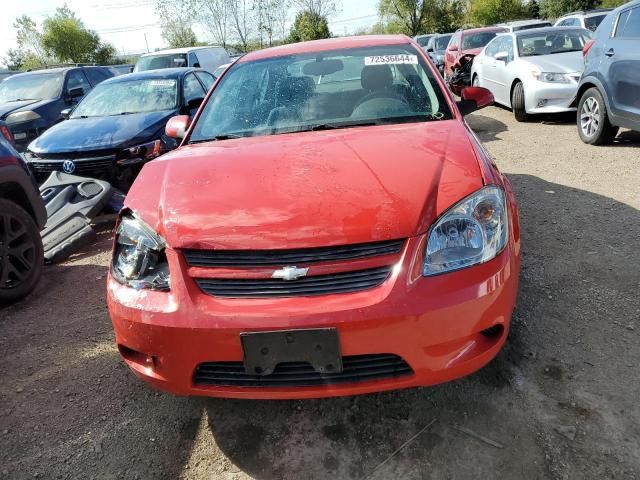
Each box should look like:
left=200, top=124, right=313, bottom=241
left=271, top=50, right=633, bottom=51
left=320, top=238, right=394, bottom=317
left=361, top=65, right=393, bottom=92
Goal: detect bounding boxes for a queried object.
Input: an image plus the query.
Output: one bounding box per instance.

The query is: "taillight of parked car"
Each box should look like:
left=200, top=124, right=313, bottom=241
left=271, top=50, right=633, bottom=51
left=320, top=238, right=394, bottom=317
left=0, top=125, right=14, bottom=145
left=583, top=39, right=596, bottom=57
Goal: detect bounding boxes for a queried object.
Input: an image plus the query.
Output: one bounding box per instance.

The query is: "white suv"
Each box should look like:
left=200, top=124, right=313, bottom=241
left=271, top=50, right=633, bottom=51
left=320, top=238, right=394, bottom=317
left=554, top=9, right=613, bottom=31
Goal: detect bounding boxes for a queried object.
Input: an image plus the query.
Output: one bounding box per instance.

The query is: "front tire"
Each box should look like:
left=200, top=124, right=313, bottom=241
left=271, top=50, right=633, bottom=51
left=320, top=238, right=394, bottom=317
left=577, top=87, right=618, bottom=145
left=0, top=199, right=44, bottom=304
left=511, top=82, right=529, bottom=122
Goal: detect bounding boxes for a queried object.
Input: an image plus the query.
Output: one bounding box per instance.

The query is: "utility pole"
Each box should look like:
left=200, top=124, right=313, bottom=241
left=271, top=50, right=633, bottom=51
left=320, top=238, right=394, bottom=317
left=144, top=33, right=150, bottom=53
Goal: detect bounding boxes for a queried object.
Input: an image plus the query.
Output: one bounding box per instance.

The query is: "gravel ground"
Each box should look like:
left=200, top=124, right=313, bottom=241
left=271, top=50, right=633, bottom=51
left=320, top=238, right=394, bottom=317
left=1, top=106, right=639, bottom=480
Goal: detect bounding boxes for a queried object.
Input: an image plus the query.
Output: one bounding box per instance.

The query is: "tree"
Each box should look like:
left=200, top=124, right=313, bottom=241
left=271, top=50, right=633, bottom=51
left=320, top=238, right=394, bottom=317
left=539, top=0, right=599, bottom=19
left=378, top=0, right=464, bottom=35
left=468, top=0, right=528, bottom=26
left=197, top=0, right=230, bottom=47
left=600, top=0, right=627, bottom=7
left=229, top=0, right=254, bottom=51
left=3, top=49, right=24, bottom=71
left=289, top=9, right=330, bottom=41
left=528, top=0, right=540, bottom=18
left=379, top=0, right=427, bottom=36
left=157, top=0, right=199, bottom=48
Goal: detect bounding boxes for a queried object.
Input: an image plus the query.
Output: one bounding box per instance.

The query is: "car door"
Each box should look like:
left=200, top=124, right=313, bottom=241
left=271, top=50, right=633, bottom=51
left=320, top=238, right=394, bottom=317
left=602, top=5, right=640, bottom=126
left=492, top=35, right=516, bottom=105
left=479, top=37, right=501, bottom=90
left=183, top=72, right=206, bottom=116
left=195, top=71, right=216, bottom=92
left=64, top=69, right=92, bottom=107
left=444, top=32, right=461, bottom=78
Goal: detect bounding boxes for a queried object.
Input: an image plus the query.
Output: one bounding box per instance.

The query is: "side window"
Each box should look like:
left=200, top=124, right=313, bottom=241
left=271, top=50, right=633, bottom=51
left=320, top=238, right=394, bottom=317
left=195, top=72, right=215, bottom=91
left=449, top=32, right=460, bottom=50
left=189, top=52, right=200, bottom=67
left=570, top=18, right=581, bottom=26
left=183, top=73, right=206, bottom=104
left=504, top=36, right=515, bottom=61
left=616, top=7, right=640, bottom=38
left=83, top=68, right=110, bottom=86
left=66, top=70, right=91, bottom=94
left=484, top=37, right=501, bottom=57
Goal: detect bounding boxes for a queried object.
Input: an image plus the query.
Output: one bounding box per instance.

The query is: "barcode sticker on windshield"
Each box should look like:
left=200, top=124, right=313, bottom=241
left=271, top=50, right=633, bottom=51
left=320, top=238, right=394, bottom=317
left=149, top=80, right=175, bottom=87
left=364, top=55, right=418, bottom=65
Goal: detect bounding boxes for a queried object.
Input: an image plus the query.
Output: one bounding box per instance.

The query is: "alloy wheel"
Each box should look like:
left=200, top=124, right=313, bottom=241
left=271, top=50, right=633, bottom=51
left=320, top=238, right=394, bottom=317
left=580, top=96, right=600, bottom=138
left=0, top=211, right=37, bottom=290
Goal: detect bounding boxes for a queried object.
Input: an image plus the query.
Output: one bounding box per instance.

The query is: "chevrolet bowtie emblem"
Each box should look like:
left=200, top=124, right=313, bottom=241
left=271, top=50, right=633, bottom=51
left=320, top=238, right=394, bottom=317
left=271, top=266, right=309, bottom=281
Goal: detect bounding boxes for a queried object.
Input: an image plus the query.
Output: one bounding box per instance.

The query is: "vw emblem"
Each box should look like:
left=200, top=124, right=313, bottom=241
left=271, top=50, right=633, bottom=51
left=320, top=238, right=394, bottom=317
left=271, top=266, right=309, bottom=281
left=62, top=160, right=76, bottom=174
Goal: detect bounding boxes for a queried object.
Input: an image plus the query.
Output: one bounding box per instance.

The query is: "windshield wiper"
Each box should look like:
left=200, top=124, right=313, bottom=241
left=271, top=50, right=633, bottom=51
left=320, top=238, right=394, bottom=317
left=189, top=133, right=244, bottom=143
left=6, top=98, right=38, bottom=102
left=547, top=50, right=579, bottom=54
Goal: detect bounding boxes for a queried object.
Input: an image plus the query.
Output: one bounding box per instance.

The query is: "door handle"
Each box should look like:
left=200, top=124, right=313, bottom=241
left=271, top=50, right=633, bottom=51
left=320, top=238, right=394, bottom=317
left=605, top=48, right=615, bottom=57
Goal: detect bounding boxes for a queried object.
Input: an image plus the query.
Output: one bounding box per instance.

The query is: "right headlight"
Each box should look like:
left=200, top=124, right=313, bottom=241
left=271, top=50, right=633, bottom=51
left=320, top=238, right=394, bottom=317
left=112, top=215, right=170, bottom=290
left=423, top=185, right=508, bottom=276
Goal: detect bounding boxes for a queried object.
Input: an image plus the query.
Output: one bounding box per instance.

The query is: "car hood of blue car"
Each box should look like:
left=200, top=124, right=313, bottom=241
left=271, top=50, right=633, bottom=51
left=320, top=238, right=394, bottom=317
left=28, top=109, right=177, bottom=154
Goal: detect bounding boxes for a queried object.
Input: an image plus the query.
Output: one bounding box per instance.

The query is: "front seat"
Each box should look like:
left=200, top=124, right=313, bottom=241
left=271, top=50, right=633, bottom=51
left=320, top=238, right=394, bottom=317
left=356, top=65, right=405, bottom=107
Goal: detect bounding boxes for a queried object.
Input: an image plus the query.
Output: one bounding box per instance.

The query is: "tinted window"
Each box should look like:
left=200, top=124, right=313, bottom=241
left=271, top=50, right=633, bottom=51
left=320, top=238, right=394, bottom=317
left=0, top=73, right=63, bottom=102
left=416, top=36, right=431, bottom=47
left=517, top=29, right=591, bottom=56
left=183, top=73, right=206, bottom=104
left=135, top=54, right=188, bottom=72
left=195, top=72, right=215, bottom=91
left=66, top=70, right=91, bottom=94
left=84, top=68, right=112, bottom=86
left=462, top=32, right=500, bottom=50
left=71, top=79, right=178, bottom=118
left=584, top=14, right=607, bottom=31
left=484, top=37, right=502, bottom=57
left=616, top=7, right=640, bottom=37
left=449, top=32, right=460, bottom=49
left=435, top=35, right=452, bottom=51
left=190, top=45, right=452, bottom=143
left=189, top=52, right=200, bottom=66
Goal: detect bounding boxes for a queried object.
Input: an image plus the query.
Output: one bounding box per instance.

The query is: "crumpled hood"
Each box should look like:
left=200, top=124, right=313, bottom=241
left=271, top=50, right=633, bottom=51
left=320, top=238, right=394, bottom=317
left=0, top=99, right=42, bottom=119
left=523, top=51, right=584, bottom=74
left=125, top=121, right=484, bottom=250
left=28, top=110, right=176, bottom=154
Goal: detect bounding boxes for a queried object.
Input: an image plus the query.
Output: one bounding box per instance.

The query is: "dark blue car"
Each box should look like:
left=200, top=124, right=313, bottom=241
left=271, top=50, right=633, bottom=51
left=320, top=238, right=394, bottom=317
left=25, top=68, right=216, bottom=188
left=0, top=66, right=117, bottom=151
left=577, top=0, right=640, bottom=144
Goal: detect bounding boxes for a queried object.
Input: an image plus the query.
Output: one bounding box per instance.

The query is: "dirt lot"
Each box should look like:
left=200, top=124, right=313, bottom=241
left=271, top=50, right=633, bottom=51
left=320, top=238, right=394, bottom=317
left=1, top=106, right=639, bottom=480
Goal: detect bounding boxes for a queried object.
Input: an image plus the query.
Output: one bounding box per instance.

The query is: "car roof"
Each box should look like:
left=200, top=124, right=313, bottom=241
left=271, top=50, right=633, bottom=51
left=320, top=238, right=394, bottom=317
left=460, top=26, right=508, bottom=35
left=139, top=46, right=224, bottom=57
left=559, top=8, right=613, bottom=18
left=99, top=67, right=204, bottom=84
left=513, top=25, right=588, bottom=36
left=499, top=19, right=551, bottom=26
left=240, top=35, right=413, bottom=62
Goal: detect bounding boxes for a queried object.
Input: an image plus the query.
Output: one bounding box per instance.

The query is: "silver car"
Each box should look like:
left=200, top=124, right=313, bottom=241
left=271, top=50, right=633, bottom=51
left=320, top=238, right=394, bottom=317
left=470, top=27, right=592, bottom=121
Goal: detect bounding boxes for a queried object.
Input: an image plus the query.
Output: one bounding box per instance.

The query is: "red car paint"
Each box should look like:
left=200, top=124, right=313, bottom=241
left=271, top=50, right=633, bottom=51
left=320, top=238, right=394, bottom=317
left=107, top=35, right=520, bottom=399
left=444, top=27, right=508, bottom=79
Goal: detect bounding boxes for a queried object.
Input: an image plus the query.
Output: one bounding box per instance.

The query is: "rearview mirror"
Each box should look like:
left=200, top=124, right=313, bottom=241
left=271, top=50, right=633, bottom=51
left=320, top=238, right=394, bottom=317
left=60, top=108, right=72, bottom=120
left=68, top=87, right=84, bottom=99
left=456, top=86, right=494, bottom=116
left=494, top=52, right=508, bottom=63
left=165, top=115, right=191, bottom=139
left=303, top=59, right=344, bottom=76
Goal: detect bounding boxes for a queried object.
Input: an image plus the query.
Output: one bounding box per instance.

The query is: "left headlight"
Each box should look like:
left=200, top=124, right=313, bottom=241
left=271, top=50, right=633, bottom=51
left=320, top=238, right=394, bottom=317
left=112, top=215, right=170, bottom=290
left=5, top=111, right=41, bottom=125
left=119, top=139, right=163, bottom=165
left=531, top=71, right=572, bottom=84
left=423, top=185, right=508, bottom=276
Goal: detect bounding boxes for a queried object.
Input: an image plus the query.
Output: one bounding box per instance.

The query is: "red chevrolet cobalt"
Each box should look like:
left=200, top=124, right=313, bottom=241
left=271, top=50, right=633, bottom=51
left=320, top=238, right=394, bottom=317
left=107, top=36, right=520, bottom=399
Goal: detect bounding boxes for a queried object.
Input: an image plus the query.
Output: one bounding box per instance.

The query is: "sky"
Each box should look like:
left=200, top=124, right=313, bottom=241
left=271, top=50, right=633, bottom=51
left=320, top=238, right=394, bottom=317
left=0, top=0, right=380, bottom=66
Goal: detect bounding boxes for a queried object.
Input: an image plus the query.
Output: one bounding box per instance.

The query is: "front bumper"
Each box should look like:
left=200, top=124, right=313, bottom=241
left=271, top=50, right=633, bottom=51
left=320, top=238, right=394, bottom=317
left=525, top=80, right=579, bottom=114
left=107, top=232, right=520, bottom=399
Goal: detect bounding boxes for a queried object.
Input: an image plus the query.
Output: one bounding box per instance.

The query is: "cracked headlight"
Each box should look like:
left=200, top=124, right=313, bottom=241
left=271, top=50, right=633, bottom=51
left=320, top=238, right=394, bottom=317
left=112, top=215, right=170, bottom=290
left=423, top=186, right=508, bottom=276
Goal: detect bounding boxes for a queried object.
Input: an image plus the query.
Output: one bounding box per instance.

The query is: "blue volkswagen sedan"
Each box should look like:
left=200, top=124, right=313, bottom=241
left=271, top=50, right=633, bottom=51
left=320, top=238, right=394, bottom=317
left=24, top=68, right=215, bottom=188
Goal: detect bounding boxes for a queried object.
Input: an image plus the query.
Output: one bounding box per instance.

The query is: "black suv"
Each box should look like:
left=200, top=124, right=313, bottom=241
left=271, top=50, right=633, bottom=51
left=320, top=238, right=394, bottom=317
left=577, top=1, right=640, bottom=144
left=0, top=123, right=46, bottom=303
left=0, top=65, right=117, bottom=151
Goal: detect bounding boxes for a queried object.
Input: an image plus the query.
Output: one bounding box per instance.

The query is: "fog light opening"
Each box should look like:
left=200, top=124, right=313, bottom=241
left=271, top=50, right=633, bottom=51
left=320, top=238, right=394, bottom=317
left=118, top=344, right=156, bottom=371
left=536, top=99, right=548, bottom=108
left=481, top=324, right=504, bottom=337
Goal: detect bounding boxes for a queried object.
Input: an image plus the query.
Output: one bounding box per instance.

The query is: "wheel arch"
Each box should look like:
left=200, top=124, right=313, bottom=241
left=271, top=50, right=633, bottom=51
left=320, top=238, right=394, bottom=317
left=0, top=182, right=38, bottom=222
left=577, top=77, right=611, bottom=112
left=509, top=78, right=523, bottom=108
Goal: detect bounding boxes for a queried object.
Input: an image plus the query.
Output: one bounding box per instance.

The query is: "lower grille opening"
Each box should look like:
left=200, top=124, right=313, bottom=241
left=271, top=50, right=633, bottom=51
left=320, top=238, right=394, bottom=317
left=481, top=324, right=504, bottom=337
left=194, top=353, right=413, bottom=387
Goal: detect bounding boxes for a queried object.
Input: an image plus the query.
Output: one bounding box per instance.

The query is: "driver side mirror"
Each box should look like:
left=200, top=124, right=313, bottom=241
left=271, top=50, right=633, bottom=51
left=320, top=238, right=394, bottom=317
left=60, top=108, right=72, bottom=120
left=456, top=87, right=494, bottom=116
left=165, top=115, right=191, bottom=139
left=68, top=87, right=84, bottom=99
left=427, top=47, right=434, bottom=52
left=494, top=52, right=509, bottom=63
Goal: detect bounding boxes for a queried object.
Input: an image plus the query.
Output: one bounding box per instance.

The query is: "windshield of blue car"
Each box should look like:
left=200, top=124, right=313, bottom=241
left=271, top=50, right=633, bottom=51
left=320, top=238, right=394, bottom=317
left=518, top=29, right=592, bottom=57
left=462, top=32, right=500, bottom=50
left=0, top=73, right=63, bottom=103
left=189, top=45, right=452, bottom=143
left=134, top=54, right=188, bottom=72
left=435, top=35, right=452, bottom=51
left=71, top=79, right=177, bottom=118
left=584, top=14, right=607, bottom=31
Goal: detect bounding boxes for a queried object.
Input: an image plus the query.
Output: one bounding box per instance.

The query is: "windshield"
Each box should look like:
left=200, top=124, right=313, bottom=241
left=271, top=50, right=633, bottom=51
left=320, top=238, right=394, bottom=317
left=462, top=32, right=500, bottom=50
left=584, top=14, right=607, bottom=31
left=71, top=79, right=177, bottom=118
left=189, top=45, right=452, bottom=143
left=435, top=35, right=452, bottom=51
left=0, top=73, right=63, bottom=103
left=518, top=29, right=591, bottom=57
left=135, top=54, right=188, bottom=72
left=416, top=36, right=432, bottom=47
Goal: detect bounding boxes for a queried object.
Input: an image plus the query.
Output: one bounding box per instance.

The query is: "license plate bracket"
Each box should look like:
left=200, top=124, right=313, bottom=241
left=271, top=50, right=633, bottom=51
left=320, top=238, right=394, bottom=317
left=241, top=328, right=342, bottom=376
